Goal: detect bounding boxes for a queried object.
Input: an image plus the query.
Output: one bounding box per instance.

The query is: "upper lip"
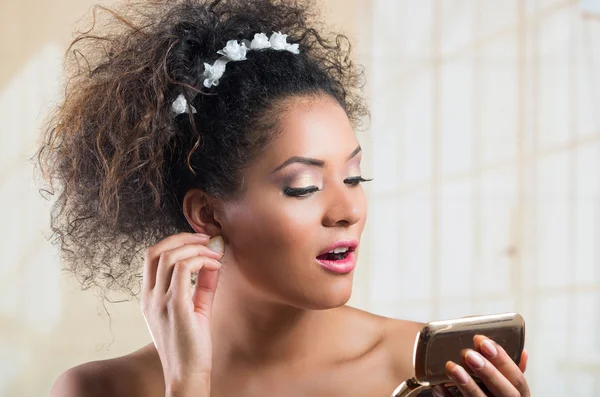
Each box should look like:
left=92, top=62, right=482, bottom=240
left=317, top=240, right=358, bottom=256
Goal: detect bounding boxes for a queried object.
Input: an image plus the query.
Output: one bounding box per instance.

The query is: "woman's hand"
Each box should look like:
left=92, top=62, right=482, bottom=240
left=433, top=335, right=530, bottom=397
left=140, top=232, right=224, bottom=397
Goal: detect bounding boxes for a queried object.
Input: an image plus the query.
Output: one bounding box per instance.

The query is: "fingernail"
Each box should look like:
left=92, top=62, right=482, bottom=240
left=481, top=339, right=498, bottom=359
left=465, top=350, right=485, bottom=370
left=207, top=235, right=225, bottom=255
left=432, top=386, right=445, bottom=397
left=451, top=364, right=470, bottom=385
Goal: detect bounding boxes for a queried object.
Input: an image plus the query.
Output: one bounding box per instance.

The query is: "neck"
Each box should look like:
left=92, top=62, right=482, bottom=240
left=210, top=266, right=328, bottom=368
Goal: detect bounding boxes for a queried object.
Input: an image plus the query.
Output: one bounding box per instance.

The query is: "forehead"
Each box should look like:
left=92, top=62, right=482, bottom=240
left=263, top=96, right=359, bottom=164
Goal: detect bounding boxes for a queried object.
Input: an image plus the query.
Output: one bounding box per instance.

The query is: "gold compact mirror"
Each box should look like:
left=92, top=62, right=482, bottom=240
left=391, top=313, right=525, bottom=397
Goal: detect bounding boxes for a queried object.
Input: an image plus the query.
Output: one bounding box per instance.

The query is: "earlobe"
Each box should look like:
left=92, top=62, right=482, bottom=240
left=182, top=189, right=222, bottom=236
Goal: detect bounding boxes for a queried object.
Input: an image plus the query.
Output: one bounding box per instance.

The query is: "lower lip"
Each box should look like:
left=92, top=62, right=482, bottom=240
left=316, top=252, right=356, bottom=274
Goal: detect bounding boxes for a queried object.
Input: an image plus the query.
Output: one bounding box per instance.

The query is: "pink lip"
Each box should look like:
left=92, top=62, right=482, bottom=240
left=316, top=252, right=356, bottom=274
left=316, top=240, right=358, bottom=274
left=317, top=240, right=358, bottom=257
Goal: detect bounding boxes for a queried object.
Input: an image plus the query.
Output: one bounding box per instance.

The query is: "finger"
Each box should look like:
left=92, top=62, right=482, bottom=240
left=475, top=335, right=530, bottom=395
left=170, top=256, right=221, bottom=299
left=462, top=349, right=520, bottom=397
left=150, top=232, right=210, bottom=258
left=519, top=349, right=528, bottom=373
left=192, top=267, right=221, bottom=319
left=156, top=243, right=223, bottom=292
left=431, top=385, right=452, bottom=397
left=142, top=233, right=209, bottom=290
left=445, top=361, right=486, bottom=397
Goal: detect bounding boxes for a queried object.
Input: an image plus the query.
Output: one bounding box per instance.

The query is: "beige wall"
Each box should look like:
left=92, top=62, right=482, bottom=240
left=363, top=1, right=600, bottom=395
left=1, top=3, right=143, bottom=396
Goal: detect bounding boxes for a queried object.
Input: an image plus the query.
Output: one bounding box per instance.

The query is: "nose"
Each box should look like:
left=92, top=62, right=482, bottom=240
left=322, top=182, right=362, bottom=228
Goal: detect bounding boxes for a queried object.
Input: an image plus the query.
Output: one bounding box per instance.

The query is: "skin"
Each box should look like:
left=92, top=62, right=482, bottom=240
left=50, top=96, right=530, bottom=397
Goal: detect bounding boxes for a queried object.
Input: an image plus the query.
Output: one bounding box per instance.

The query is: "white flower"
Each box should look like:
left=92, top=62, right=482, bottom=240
left=285, top=43, right=300, bottom=54
left=171, top=94, right=197, bottom=115
left=268, top=32, right=299, bottom=54
left=181, top=31, right=300, bottom=95
left=217, top=40, right=248, bottom=61
left=203, top=58, right=229, bottom=88
left=250, top=33, right=271, bottom=50
left=269, top=32, right=290, bottom=50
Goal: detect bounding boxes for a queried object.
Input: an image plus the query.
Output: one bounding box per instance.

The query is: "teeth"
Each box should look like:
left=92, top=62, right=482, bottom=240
left=329, top=247, right=349, bottom=254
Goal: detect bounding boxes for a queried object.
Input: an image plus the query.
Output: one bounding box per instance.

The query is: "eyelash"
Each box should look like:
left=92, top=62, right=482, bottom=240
left=344, top=176, right=372, bottom=186
left=283, top=186, right=320, bottom=197
left=283, top=176, right=372, bottom=198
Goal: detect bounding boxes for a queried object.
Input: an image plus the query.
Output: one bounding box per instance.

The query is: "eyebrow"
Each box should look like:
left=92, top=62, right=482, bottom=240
left=272, top=145, right=362, bottom=173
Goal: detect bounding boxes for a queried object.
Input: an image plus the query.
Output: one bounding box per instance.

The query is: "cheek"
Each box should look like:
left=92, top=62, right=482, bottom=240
left=222, top=196, right=325, bottom=299
left=224, top=195, right=323, bottom=262
left=358, top=189, right=368, bottom=227
left=222, top=186, right=368, bottom=266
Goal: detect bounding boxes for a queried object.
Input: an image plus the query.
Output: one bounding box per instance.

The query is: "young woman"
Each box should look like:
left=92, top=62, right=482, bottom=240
left=40, top=1, right=530, bottom=396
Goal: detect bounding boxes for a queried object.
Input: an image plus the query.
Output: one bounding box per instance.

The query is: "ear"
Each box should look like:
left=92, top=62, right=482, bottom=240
left=183, top=189, right=222, bottom=236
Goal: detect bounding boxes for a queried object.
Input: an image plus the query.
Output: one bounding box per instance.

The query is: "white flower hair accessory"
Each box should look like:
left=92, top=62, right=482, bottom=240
left=202, top=58, right=228, bottom=88
left=202, top=32, right=300, bottom=89
left=249, top=33, right=271, bottom=50
left=217, top=40, right=248, bottom=61
left=268, top=32, right=300, bottom=53
left=171, top=31, right=301, bottom=115
left=171, top=93, right=197, bottom=115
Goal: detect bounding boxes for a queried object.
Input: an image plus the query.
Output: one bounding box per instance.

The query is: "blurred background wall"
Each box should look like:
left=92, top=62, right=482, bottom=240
left=0, top=0, right=598, bottom=396
left=361, top=1, right=600, bottom=395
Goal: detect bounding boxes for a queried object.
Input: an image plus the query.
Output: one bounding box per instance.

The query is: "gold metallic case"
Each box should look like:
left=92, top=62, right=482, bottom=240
left=391, top=313, right=525, bottom=397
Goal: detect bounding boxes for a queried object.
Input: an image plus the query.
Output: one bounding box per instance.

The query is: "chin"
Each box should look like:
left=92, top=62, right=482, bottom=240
left=300, top=275, right=354, bottom=310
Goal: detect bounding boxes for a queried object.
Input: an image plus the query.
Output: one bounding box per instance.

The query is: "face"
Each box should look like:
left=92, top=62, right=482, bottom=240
left=216, top=95, right=368, bottom=310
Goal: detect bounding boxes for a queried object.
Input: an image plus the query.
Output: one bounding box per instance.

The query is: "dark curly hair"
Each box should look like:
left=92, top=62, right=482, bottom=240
left=37, top=0, right=367, bottom=298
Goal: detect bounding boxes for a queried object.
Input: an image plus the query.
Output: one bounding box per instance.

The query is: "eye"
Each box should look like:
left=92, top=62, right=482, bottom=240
left=283, top=186, right=320, bottom=198
left=344, top=176, right=373, bottom=186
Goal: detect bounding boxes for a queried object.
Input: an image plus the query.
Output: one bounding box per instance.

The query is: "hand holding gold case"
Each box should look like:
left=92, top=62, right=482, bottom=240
left=391, top=313, right=525, bottom=397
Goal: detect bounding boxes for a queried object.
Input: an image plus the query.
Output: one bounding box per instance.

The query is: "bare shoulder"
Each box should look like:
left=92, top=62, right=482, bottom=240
left=337, top=305, right=424, bottom=342
left=338, top=306, right=425, bottom=376
left=50, top=344, right=162, bottom=397
left=382, top=316, right=425, bottom=375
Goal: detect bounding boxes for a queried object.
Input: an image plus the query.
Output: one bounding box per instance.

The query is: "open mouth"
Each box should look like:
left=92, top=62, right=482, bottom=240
left=316, top=246, right=356, bottom=262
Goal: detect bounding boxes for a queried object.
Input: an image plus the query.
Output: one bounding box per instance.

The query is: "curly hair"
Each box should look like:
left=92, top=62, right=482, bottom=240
left=37, top=0, right=367, bottom=298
